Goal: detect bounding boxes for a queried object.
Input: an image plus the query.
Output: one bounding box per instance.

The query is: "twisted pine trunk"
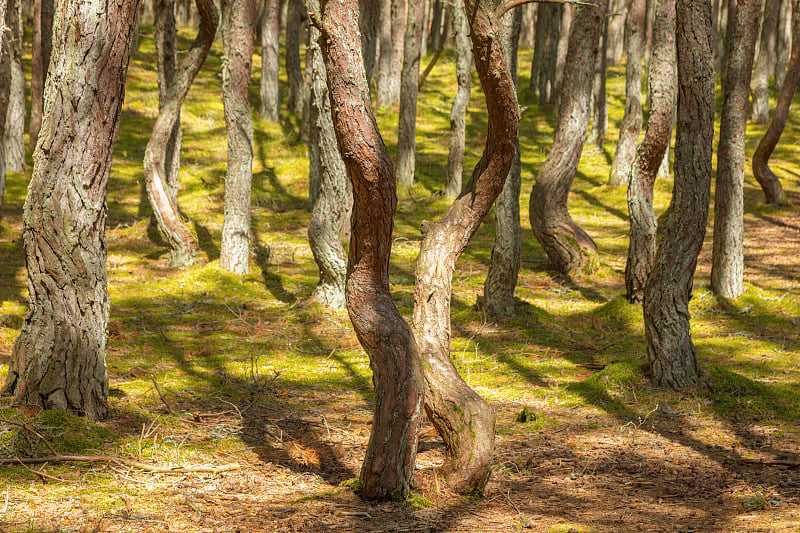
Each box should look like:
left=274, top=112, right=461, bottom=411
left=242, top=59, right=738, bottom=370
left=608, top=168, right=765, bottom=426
left=396, top=0, right=425, bottom=187
left=445, top=0, right=471, bottom=200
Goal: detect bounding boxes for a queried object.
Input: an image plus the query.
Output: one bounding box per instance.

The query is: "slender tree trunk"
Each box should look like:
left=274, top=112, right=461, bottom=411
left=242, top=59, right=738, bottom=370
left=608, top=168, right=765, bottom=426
left=260, top=0, right=280, bottom=121
left=775, top=0, right=792, bottom=90
left=587, top=15, right=609, bottom=149
left=390, top=0, right=406, bottom=104
left=3, top=0, right=24, bottom=173
left=531, top=5, right=560, bottom=105
left=376, top=0, right=396, bottom=107
left=529, top=0, right=607, bottom=276
left=28, top=0, right=53, bottom=151
left=484, top=7, right=522, bottom=319
left=1, top=0, right=138, bottom=420
left=155, top=0, right=181, bottom=203
left=445, top=0, right=471, bottom=200
left=753, top=0, right=800, bottom=205
left=396, top=0, right=425, bottom=187
left=360, top=0, right=379, bottom=83
left=220, top=0, right=256, bottom=275
left=607, top=0, right=626, bottom=65
left=286, top=0, right=306, bottom=115
left=145, top=0, right=218, bottom=268
left=0, top=0, right=10, bottom=212
left=625, top=0, right=676, bottom=304
left=752, top=0, right=780, bottom=124
left=521, top=3, right=535, bottom=49
left=711, top=0, right=761, bottom=299
left=644, top=0, right=714, bottom=389
left=554, top=5, right=572, bottom=105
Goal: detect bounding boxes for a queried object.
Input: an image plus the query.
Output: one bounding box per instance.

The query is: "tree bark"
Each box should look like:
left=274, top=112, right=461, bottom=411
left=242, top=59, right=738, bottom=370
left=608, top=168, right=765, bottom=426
left=28, top=0, right=53, bottom=151
left=155, top=0, right=181, bottom=203
left=775, top=0, right=791, bottom=91
left=711, top=0, right=761, bottom=299
left=752, top=0, right=800, bottom=205
left=286, top=0, right=306, bottom=115
left=220, top=0, right=256, bottom=275
left=554, top=5, right=572, bottom=105
left=445, top=0, right=471, bottom=200
left=0, top=0, right=10, bottom=212
left=606, top=0, right=626, bottom=65
left=643, top=0, right=714, bottom=389
left=260, top=0, right=280, bottom=121
left=529, top=0, right=606, bottom=276
left=360, top=0, right=379, bottom=83
left=376, top=0, right=396, bottom=107
left=3, top=0, right=24, bottom=173
left=587, top=15, right=608, bottom=150
left=752, top=0, right=781, bottom=124
left=530, top=4, right=560, bottom=105
left=1, top=0, right=138, bottom=420
left=625, top=0, right=676, bottom=304
left=386, top=0, right=406, bottom=106
left=396, top=0, right=425, bottom=187
left=609, top=0, right=646, bottom=187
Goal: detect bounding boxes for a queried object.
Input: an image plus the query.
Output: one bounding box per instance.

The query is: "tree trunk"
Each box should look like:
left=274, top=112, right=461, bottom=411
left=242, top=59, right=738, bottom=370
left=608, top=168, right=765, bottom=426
left=752, top=0, right=780, bottom=124
left=554, top=5, right=572, bottom=105
left=390, top=0, right=406, bottom=105
left=521, top=3, right=536, bottom=49
left=609, top=0, right=646, bottom=187
left=1, top=0, right=138, bottom=420
left=529, top=0, right=606, bottom=276
left=286, top=0, right=306, bottom=115
left=775, top=0, right=791, bottom=91
left=260, top=0, right=280, bottom=121
left=155, top=0, right=181, bottom=203
left=530, top=4, right=560, bottom=105
left=752, top=0, right=800, bottom=205
left=606, top=0, right=626, bottom=65
left=0, top=0, right=10, bottom=212
left=28, top=0, right=53, bottom=151
left=625, top=0, right=676, bottom=304
left=220, top=0, right=256, bottom=275
left=360, top=0, right=379, bottom=83
left=587, top=15, right=608, bottom=149
left=145, top=0, right=218, bottom=268
left=376, top=0, right=396, bottom=107
left=396, top=0, right=425, bottom=187
left=643, top=0, right=714, bottom=389
left=484, top=7, right=522, bottom=319
left=711, top=0, right=761, bottom=299
left=3, top=0, right=24, bottom=173
left=445, top=0, right=471, bottom=200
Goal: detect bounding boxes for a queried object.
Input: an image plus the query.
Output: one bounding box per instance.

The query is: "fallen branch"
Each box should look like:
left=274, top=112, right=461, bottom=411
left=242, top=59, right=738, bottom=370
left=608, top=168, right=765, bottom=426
left=0, top=455, right=240, bottom=473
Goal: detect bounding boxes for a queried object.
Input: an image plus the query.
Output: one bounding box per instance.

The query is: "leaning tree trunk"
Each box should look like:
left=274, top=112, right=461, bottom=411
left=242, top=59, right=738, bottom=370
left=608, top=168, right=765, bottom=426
left=587, top=15, right=608, bottom=150
left=260, top=0, right=280, bottom=121
left=360, top=0, right=379, bottom=82
left=710, top=0, right=761, bottom=299
left=3, top=0, right=24, bottom=173
left=29, top=0, right=53, bottom=151
left=396, top=0, right=425, bottom=187
left=751, top=0, right=780, bottom=124
left=625, top=0, right=676, bottom=304
left=445, top=0, right=471, bottom=200
left=529, top=0, right=607, bottom=276
left=609, top=0, right=646, bottom=187
left=753, top=0, right=800, bottom=205
left=0, top=0, right=10, bottom=212
left=220, top=0, right=256, bottom=275
left=315, top=0, right=425, bottom=501
left=484, top=7, right=522, bottom=319
left=643, top=0, right=714, bottom=388
left=286, top=0, right=306, bottom=115
left=1, top=0, right=138, bottom=420
left=144, top=0, right=218, bottom=268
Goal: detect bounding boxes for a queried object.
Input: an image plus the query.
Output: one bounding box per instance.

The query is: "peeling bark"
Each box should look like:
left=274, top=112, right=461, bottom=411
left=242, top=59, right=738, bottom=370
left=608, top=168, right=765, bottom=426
left=445, top=0, right=471, bottom=200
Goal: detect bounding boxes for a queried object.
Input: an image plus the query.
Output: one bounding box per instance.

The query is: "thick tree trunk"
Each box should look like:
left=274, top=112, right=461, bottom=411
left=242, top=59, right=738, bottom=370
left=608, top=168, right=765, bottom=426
left=220, top=0, right=256, bottom=275
left=775, top=0, right=791, bottom=90
left=643, top=0, right=714, bottom=389
left=529, top=0, right=606, bottom=276
left=445, top=0, right=471, bottom=200
left=360, top=0, right=379, bottom=83
left=625, top=0, right=676, bottom=304
left=1, top=0, right=137, bottom=420
left=711, top=0, right=761, bottom=299
left=286, top=0, right=306, bottom=115
left=587, top=16, right=609, bottom=150
left=145, top=0, right=218, bottom=268
left=28, top=0, right=53, bottom=151
left=396, top=0, right=425, bottom=187
left=260, top=0, right=280, bottom=121
left=3, top=0, right=24, bottom=173
left=609, top=0, right=646, bottom=187
left=484, top=7, right=522, bottom=319
left=752, top=0, right=800, bottom=205
left=376, top=0, right=396, bottom=107
left=752, top=0, right=781, bottom=124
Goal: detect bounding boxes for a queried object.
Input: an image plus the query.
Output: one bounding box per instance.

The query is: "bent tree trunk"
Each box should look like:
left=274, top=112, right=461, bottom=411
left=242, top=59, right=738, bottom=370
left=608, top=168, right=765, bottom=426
left=4, top=0, right=25, bottom=173
left=396, top=0, right=425, bottom=187
left=220, top=0, right=256, bottom=274
left=625, top=0, right=676, bottom=304
left=260, top=0, right=280, bottom=121
left=1, top=0, right=138, bottom=420
left=711, top=0, right=761, bottom=299
left=643, top=0, right=714, bottom=388
left=529, top=0, right=607, bottom=276
left=144, top=0, right=218, bottom=268
left=751, top=0, right=780, bottom=124
left=753, top=0, right=800, bottom=206
left=29, top=0, right=53, bottom=151
left=445, top=0, right=471, bottom=200
left=413, top=0, right=520, bottom=494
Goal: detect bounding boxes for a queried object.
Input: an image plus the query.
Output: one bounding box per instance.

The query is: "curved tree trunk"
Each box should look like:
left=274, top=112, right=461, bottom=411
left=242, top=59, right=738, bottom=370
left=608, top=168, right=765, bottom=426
left=587, top=15, right=608, bottom=150
left=643, top=0, right=714, bottom=389
left=710, top=0, right=761, bottom=299
left=29, top=0, right=53, bottom=151
left=609, top=0, right=646, bottom=187
left=753, top=0, right=800, bottom=205
left=4, top=0, right=24, bottom=173
left=625, top=0, right=676, bottom=304
left=144, top=0, right=218, bottom=268
left=286, top=0, right=306, bottom=115
left=1, top=0, right=138, bottom=420
left=220, top=0, right=256, bottom=275
left=529, top=0, right=606, bottom=277
left=360, top=0, right=379, bottom=83
left=445, top=0, right=471, bottom=200
left=751, top=0, right=780, bottom=124
left=484, top=7, right=522, bottom=319
left=260, top=0, right=280, bottom=121
left=396, top=0, right=425, bottom=187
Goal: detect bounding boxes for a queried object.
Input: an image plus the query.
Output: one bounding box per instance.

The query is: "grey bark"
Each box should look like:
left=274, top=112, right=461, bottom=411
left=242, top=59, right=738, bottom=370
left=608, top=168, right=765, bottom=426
left=396, top=0, right=425, bottom=187
left=29, top=0, right=53, bottom=151
left=260, top=0, right=280, bottom=121
left=286, top=0, right=306, bottom=115
left=3, top=0, right=24, bottom=173
left=445, top=0, right=471, bottom=200
left=752, top=0, right=781, bottom=124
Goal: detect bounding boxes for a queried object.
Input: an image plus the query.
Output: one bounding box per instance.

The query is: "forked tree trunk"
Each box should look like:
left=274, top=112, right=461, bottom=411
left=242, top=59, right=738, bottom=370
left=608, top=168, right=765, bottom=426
left=625, top=0, right=676, bottom=304
left=752, top=0, right=800, bottom=205
left=286, top=0, right=306, bottom=115
left=1, top=0, right=138, bottom=420
left=360, top=0, right=379, bottom=82
left=587, top=16, right=608, bottom=149
left=220, top=0, right=256, bottom=275
left=29, top=0, right=53, bottom=151
left=751, top=0, right=780, bottom=124
left=396, top=0, right=425, bottom=187
left=609, top=0, right=646, bottom=187
left=529, top=0, right=606, bottom=276
left=3, top=0, right=24, bottom=173
left=260, top=0, right=280, bottom=121
left=644, top=0, right=714, bottom=389
left=711, top=0, right=761, bottom=299
left=376, top=0, right=395, bottom=107
left=484, top=7, right=522, bottom=319
left=445, top=0, right=471, bottom=200
left=145, top=0, right=218, bottom=268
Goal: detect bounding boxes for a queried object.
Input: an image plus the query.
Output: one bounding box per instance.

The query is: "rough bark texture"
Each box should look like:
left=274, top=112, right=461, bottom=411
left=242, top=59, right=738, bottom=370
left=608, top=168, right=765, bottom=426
left=29, top=0, right=53, bottom=151
left=529, top=0, right=606, bottom=276
left=1, top=0, right=138, bottom=420
left=711, top=0, right=761, bottom=299
left=625, top=0, right=676, bottom=304
left=145, top=0, right=218, bottom=268
left=376, top=0, right=396, bottom=107
left=3, top=0, right=24, bottom=173
left=445, top=0, right=471, bottom=200
left=752, top=0, right=781, bottom=124
left=316, top=0, right=424, bottom=501
left=753, top=0, right=800, bottom=205
left=609, top=0, right=646, bottom=187
left=360, top=0, right=379, bottom=82
left=220, top=0, right=256, bottom=275
left=643, top=0, right=714, bottom=389
left=484, top=7, right=522, bottom=319
left=587, top=16, right=608, bottom=149
left=286, top=0, right=306, bottom=115
left=396, top=0, right=425, bottom=187
left=260, top=0, right=280, bottom=121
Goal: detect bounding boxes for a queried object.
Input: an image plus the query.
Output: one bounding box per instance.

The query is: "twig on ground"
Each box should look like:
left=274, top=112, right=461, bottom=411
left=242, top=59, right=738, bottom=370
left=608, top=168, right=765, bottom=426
left=0, top=417, right=60, bottom=456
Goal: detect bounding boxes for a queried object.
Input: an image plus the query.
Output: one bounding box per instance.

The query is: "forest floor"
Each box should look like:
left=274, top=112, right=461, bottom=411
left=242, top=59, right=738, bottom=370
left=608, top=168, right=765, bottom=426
left=1, top=26, right=800, bottom=533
